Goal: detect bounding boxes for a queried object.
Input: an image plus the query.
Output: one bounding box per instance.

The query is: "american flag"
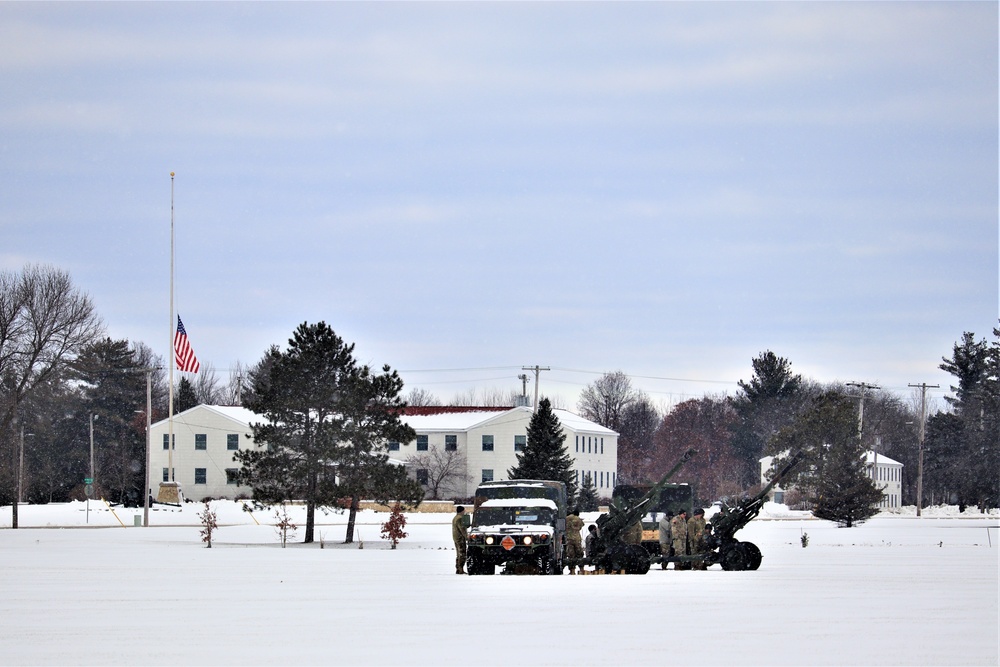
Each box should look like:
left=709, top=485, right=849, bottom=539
left=174, top=315, right=200, bottom=373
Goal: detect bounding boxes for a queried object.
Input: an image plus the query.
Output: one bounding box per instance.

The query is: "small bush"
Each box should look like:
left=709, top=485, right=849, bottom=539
left=199, top=502, right=218, bottom=548
left=800, top=530, right=809, bottom=548
left=380, top=502, right=408, bottom=549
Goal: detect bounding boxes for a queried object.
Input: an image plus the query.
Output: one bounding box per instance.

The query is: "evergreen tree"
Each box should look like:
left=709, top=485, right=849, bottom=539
left=731, top=351, right=806, bottom=487
left=235, top=322, right=419, bottom=543
left=771, top=391, right=882, bottom=527
left=508, top=398, right=577, bottom=499
left=576, top=472, right=599, bottom=512
left=175, top=377, right=198, bottom=412
left=930, top=327, right=1000, bottom=510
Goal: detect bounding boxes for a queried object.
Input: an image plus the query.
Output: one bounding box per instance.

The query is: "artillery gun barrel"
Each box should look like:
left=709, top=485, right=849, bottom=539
left=713, top=450, right=805, bottom=541
left=597, top=447, right=697, bottom=543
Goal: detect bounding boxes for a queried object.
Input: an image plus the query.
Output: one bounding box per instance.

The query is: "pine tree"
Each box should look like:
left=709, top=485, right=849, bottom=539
left=508, top=398, right=577, bottom=499
left=773, top=391, right=882, bottom=527
left=576, top=472, right=599, bottom=512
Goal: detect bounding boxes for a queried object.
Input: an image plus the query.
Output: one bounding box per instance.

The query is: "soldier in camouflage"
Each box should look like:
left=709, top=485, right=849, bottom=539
left=565, top=509, right=585, bottom=574
left=622, top=517, right=643, bottom=545
left=687, top=507, right=707, bottom=570
left=670, top=508, right=689, bottom=570
left=452, top=506, right=470, bottom=574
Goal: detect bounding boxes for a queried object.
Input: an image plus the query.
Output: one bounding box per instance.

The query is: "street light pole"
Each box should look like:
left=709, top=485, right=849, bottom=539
left=143, top=369, right=152, bottom=527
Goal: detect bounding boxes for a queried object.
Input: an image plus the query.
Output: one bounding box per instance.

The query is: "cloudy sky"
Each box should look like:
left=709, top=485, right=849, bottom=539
left=2, top=2, right=996, bottom=409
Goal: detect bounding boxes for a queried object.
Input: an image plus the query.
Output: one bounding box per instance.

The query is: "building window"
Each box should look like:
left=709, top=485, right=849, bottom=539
left=388, top=441, right=400, bottom=451
left=162, top=467, right=169, bottom=482
left=194, top=468, right=207, bottom=484
left=482, top=469, right=494, bottom=483
left=416, top=469, right=429, bottom=485
left=416, top=435, right=428, bottom=451
left=600, top=438, right=604, bottom=454
left=227, top=434, right=239, bottom=451
left=445, top=435, right=457, bottom=451
left=514, top=435, right=526, bottom=452
left=575, top=435, right=579, bottom=453
left=226, top=469, right=239, bottom=485
left=600, top=471, right=604, bottom=487
left=162, top=434, right=174, bottom=450
left=195, top=434, right=207, bottom=450
left=482, top=435, right=494, bottom=452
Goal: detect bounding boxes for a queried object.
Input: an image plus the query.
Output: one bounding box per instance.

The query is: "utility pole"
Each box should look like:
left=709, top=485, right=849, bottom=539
left=908, top=382, right=938, bottom=517
left=846, top=381, right=880, bottom=482
left=144, top=369, right=153, bottom=527
left=521, top=365, right=550, bottom=412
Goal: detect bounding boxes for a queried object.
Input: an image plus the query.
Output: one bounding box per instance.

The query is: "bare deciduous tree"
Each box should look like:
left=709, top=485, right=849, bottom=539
left=0, top=265, right=104, bottom=430
left=405, top=387, right=441, bottom=407
left=576, top=370, right=638, bottom=431
left=408, top=446, right=472, bottom=499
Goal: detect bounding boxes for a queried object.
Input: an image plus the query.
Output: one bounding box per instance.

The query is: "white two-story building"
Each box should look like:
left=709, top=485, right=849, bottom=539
left=149, top=404, right=619, bottom=502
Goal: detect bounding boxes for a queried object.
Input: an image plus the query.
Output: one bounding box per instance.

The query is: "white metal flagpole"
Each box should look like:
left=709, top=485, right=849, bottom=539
left=157, top=171, right=180, bottom=504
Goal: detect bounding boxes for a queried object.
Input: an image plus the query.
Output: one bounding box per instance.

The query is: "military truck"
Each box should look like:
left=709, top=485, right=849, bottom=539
left=466, top=479, right=567, bottom=575
left=611, top=481, right=694, bottom=556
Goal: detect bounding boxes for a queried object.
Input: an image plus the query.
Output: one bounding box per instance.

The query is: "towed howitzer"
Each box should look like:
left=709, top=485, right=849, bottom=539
left=701, top=449, right=806, bottom=571
left=589, top=448, right=697, bottom=574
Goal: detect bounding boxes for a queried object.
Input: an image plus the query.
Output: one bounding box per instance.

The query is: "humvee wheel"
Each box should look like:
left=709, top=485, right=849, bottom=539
left=468, top=557, right=494, bottom=575
left=720, top=543, right=750, bottom=571
left=743, top=541, right=762, bottom=570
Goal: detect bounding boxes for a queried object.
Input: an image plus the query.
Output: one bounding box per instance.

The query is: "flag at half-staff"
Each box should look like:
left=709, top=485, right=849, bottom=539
left=174, top=315, right=200, bottom=373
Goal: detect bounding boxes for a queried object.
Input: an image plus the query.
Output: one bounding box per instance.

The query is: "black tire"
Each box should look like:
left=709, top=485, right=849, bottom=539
left=625, top=544, right=651, bottom=574
left=468, top=557, right=493, bottom=575
left=720, top=543, right=750, bottom=571
left=743, top=541, right=762, bottom=570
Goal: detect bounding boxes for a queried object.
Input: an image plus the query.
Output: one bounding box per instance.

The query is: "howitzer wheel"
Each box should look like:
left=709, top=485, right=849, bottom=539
left=604, top=544, right=651, bottom=574
left=743, top=541, right=762, bottom=570
left=720, top=542, right=751, bottom=571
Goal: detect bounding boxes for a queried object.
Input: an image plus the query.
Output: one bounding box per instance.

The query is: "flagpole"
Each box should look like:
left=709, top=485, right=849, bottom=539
left=168, top=172, right=175, bottom=480
left=157, top=172, right=180, bottom=504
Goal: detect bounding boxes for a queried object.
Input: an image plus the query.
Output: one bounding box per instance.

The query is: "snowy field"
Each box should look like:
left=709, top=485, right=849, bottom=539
left=1, top=501, right=997, bottom=667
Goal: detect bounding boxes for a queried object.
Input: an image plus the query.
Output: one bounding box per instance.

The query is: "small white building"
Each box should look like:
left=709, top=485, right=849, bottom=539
left=149, top=405, right=261, bottom=501
left=865, top=451, right=903, bottom=509
left=395, top=406, right=619, bottom=498
left=759, top=450, right=904, bottom=509
left=148, top=404, right=618, bottom=502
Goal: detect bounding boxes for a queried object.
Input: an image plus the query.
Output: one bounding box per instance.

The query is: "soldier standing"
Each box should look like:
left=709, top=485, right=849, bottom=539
left=452, top=505, right=470, bottom=574
left=688, top=507, right=707, bottom=570
left=565, top=509, right=585, bottom=574
left=670, top=508, right=689, bottom=570
left=584, top=524, right=600, bottom=559
left=623, top=517, right=643, bottom=545
left=657, top=511, right=673, bottom=570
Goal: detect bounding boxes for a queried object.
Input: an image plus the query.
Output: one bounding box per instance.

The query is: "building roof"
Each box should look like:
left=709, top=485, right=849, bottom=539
left=399, top=405, right=618, bottom=435
left=151, top=404, right=262, bottom=429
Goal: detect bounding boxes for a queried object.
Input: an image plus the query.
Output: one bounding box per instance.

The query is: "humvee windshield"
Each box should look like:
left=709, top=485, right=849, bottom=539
left=473, top=506, right=555, bottom=527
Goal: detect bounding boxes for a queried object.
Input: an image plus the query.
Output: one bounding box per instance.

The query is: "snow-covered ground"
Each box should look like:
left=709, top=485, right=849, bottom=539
left=2, top=501, right=997, bottom=666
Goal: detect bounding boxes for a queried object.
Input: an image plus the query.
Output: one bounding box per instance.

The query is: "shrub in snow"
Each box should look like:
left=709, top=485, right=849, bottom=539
left=199, top=502, right=218, bottom=548
left=274, top=505, right=297, bottom=548
left=380, top=503, right=408, bottom=549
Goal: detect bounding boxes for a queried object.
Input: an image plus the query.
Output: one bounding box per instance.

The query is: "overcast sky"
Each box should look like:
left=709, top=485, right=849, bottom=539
left=2, top=2, right=996, bottom=409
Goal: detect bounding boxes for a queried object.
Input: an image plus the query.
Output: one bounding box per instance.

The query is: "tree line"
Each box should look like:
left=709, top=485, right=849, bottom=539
left=575, top=335, right=999, bottom=513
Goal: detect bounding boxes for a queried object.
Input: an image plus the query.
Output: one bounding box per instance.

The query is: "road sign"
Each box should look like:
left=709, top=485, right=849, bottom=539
left=84, top=484, right=93, bottom=498
left=84, top=477, right=93, bottom=484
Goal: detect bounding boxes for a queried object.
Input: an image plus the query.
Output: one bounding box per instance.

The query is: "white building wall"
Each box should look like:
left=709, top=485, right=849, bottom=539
left=149, top=405, right=259, bottom=501
left=397, top=407, right=618, bottom=498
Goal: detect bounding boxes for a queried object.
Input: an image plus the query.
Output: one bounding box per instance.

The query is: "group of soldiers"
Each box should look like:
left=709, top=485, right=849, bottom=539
left=657, top=507, right=710, bottom=570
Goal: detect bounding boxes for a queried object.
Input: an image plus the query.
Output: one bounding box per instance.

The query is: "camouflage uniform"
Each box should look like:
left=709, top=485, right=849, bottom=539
left=584, top=526, right=600, bottom=559
left=687, top=511, right=707, bottom=570
left=670, top=511, right=689, bottom=570
left=623, top=519, right=643, bottom=545
left=452, top=508, right=470, bottom=574
left=657, top=513, right=673, bottom=569
left=564, top=513, right=585, bottom=573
